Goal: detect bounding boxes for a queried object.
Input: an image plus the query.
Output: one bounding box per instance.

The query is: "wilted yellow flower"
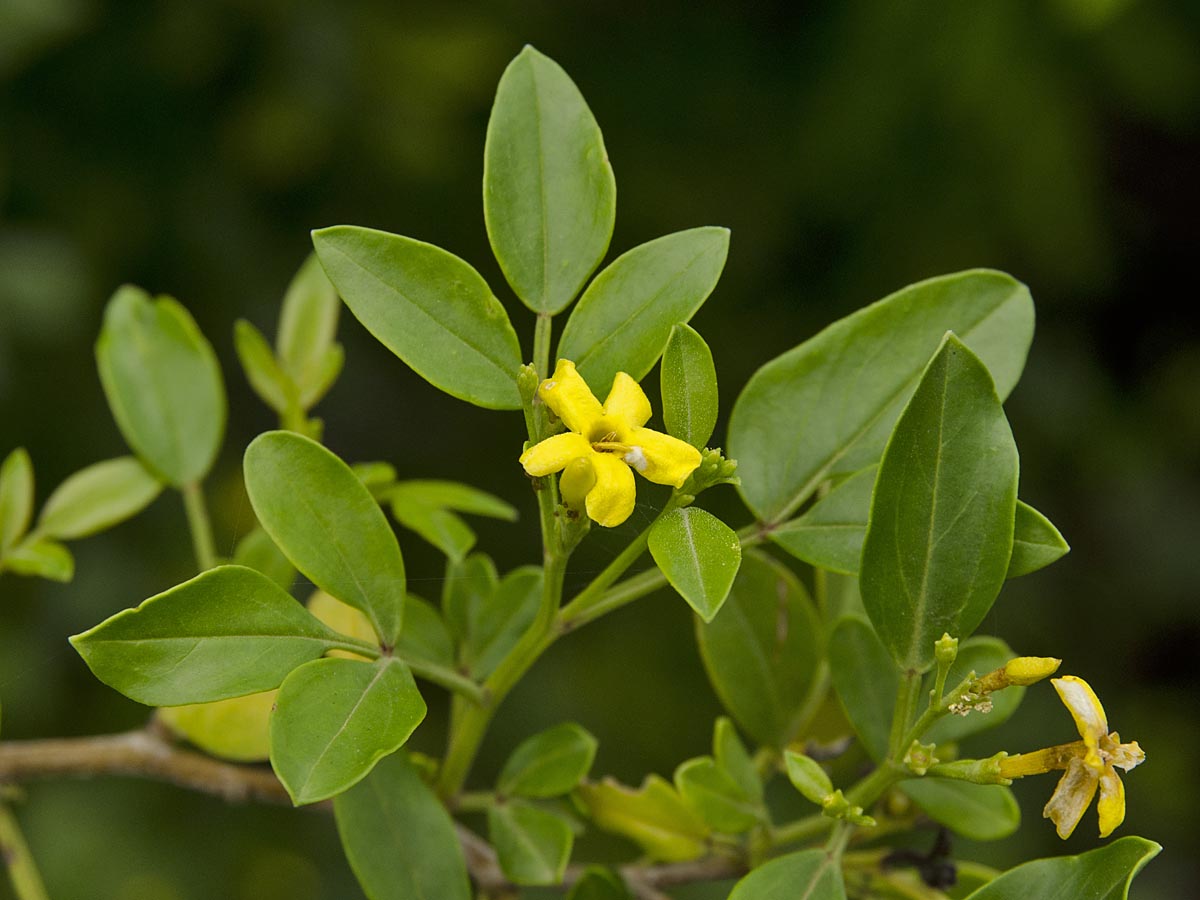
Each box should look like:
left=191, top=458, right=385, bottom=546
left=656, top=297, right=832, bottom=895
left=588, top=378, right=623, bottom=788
left=519, top=360, right=701, bottom=527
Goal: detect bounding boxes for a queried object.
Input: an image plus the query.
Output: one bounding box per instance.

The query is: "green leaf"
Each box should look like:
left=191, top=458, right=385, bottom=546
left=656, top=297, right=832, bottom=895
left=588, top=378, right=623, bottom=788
left=860, top=335, right=1019, bottom=672
left=558, top=228, right=731, bottom=394
left=335, top=753, right=472, bottom=900
left=1008, top=501, right=1069, bottom=577
left=770, top=466, right=877, bottom=574
left=244, top=431, right=406, bottom=645
left=900, top=779, right=1020, bottom=841
left=567, top=868, right=631, bottom=900
left=727, top=848, right=846, bottom=900
left=828, top=616, right=897, bottom=761
left=352, top=461, right=398, bottom=498
left=4, top=538, right=73, bottom=582
left=276, top=252, right=341, bottom=402
left=488, top=802, right=574, bottom=886
left=468, top=565, right=543, bottom=678
left=661, top=324, right=719, bottom=448
left=695, top=551, right=821, bottom=747
left=95, top=285, right=226, bottom=487
left=396, top=595, right=455, bottom=670
left=231, top=526, right=296, bottom=591
left=963, top=836, right=1160, bottom=900
left=69, top=565, right=338, bottom=706
left=649, top=507, right=741, bottom=622
left=713, top=717, right=762, bottom=803
left=0, top=448, right=34, bottom=552
left=483, top=45, right=615, bottom=315
left=575, top=775, right=710, bottom=862
left=234, top=319, right=294, bottom=414
left=441, top=552, right=499, bottom=647
left=312, top=226, right=522, bottom=410
left=389, top=497, right=476, bottom=563
left=389, top=480, right=518, bottom=521
left=674, top=757, right=761, bottom=833
left=37, top=457, right=162, bottom=540
left=729, top=270, right=1034, bottom=524
left=925, top=636, right=1024, bottom=744
left=498, top=722, right=598, bottom=799
left=271, top=656, right=426, bottom=805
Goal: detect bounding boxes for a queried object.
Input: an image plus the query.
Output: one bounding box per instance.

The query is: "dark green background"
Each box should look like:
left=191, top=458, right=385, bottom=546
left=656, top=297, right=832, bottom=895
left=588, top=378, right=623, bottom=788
left=1, top=2, right=1196, bottom=898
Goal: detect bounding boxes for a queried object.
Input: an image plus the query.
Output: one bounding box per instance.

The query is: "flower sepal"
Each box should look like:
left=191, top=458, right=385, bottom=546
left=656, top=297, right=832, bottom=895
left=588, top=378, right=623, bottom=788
left=927, top=753, right=1012, bottom=786
left=678, top=448, right=739, bottom=498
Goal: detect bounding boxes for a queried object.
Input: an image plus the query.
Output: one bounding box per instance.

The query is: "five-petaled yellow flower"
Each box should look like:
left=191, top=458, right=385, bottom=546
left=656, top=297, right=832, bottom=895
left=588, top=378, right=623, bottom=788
left=519, top=360, right=702, bottom=527
left=999, top=675, right=1144, bottom=839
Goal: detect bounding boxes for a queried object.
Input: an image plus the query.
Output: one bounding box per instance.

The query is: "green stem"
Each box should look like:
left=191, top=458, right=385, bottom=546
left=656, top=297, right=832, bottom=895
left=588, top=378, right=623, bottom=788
left=770, top=813, right=832, bottom=848
left=280, top=402, right=308, bottom=434
left=887, top=673, right=922, bottom=760
left=181, top=482, right=216, bottom=572
left=899, top=672, right=976, bottom=752
left=0, top=802, right=49, bottom=900
left=453, top=791, right=494, bottom=813
left=533, top=313, right=553, bottom=379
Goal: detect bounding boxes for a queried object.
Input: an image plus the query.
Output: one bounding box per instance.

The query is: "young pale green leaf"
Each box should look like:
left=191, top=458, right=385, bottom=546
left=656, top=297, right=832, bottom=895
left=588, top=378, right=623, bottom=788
left=484, top=45, right=614, bottom=315
left=312, top=226, right=522, bottom=410
left=828, top=616, right=897, bottom=761
left=661, top=324, right=719, bottom=448
left=558, top=228, right=731, bottom=394
left=498, top=722, right=598, bottom=799
left=729, top=270, right=1033, bottom=524
left=270, top=656, right=426, bottom=805
left=727, top=848, right=846, bottom=900
left=234, top=319, right=294, bottom=414
left=713, top=717, right=762, bottom=803
left=488, top=802, right=574, bottom=886
left=389, top=496, right=476, bottom=563
left=276, top=252, right=341, bottom=397
left=390, top=480, right=518, bottom=521
left=900, top=779, right=1020, bottom=841
left=396, top=595, right=455, bottom=670
left=334, top=752, right=472, bottom=900
left=4, top=538, right=73, bottom=582
left=925, top=636, right=1024, bottom=744
left=770, top=466, right=878, bottom=574
left=1008, top=501, right=1069, bottom=577
left=296, top=345, right=344, bottom=410
left=860, top=334, right=1019, bottom=672
left=566, top=868, right=631, bottom=900
left=784, top=751, right=833, bottom=805
left=674, top=757, right=761, bottom=833
left=37, top=457, right=162, bottom=540
left=0, top=448, right=34, bottom=552
left=441, top=552, right=499, bottom=647
left=575, top=775, right=710, bottom=862
left=231, top=527, right=296, bottom=590
left=695, top=551, right=821, bottom=747
left=244, top=431, right=406, bottom=646
left=468, top=565, right=543, bottom=678
left=963, top=836, right=1160, bottom=900
left=69, top=565, right=338, bottom=706
left=648, top=507, right=740, bottom=622
left=95, top=286, right=226, bottom=487
left=353, top=461, right=398, bottom=497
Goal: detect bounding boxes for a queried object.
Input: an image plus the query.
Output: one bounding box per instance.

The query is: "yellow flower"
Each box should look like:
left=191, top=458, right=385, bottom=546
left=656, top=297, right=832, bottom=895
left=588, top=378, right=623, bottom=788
left=999, top=675, right=1144, bottom=839
left=519, top=360, right=702, bottom=527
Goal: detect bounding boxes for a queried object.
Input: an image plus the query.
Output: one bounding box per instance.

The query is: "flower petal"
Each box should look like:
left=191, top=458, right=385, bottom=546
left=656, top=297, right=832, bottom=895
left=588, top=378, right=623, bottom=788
left=604, top=372, right=652, bottom=428
left=539, top=360, right=602, bottom=434
left=1096, top=765, right=1126, bottom=838
left=559, top=456, right=597, bottom=510
left=625, top=427, right=703, bottom=487
left=1052, top=676, right=1109, bottom=745
left=585, top=453, right=636, bottom=527
left=1043, top=756, right=1099, bottom=840
left=520, top=433, right=592, bottom=477
left=1106, top=736, right=1145, bottom=773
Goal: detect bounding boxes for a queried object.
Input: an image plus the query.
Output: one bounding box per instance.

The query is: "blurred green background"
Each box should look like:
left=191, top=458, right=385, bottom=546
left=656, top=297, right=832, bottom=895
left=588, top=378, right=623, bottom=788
left=1, top=1, right=1197, bottom=897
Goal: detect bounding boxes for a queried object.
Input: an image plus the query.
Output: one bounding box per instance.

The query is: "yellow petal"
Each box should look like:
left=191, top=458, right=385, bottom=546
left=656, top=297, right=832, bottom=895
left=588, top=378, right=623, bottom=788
left=539, top=360, right=602, bottom=434
left=1096, top=766, right=1126, bottom=837
left=520, top=432, right=592, bottom=477
left=625, top=427, right=703, bottom=487
left=604, top=372, right=652, bottom=427
left=1106, top=736, right=1145, bottom=773
left=586, top=453, right=637, bottom=527
left=1052, top=676, right=1109, bottom=745
left=560, top=456, right=598, bottom=510
left=1043, top=756, right=1099, bottom=839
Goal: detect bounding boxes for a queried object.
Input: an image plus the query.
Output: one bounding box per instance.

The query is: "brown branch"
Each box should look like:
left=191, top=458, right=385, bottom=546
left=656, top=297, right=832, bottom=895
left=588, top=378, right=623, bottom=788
left=0, top=728, right=744, bottom=899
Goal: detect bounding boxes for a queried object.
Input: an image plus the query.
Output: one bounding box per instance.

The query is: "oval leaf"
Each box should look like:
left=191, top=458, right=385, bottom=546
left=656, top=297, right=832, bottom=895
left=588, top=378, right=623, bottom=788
left=770, top=466, right=877, bottom=575
left=232, top=526, right=296, bottom=591
left=4, top=538, right=73, bottom=582
left=964, top=836, right=1160, bottom=900
left=271, top=656, right=427, bottom=805
left=484, top=45, right=616, bottom=315
left=234, top=319, right=293, bottom=414
left=728, top=848, right=846, bottom=900
left=0, top=448, right=34, bottom=552
left=312, top=226, right=522, bottom=410
left=575, top=775, right=709, bottom=863
left=828, top=615, right=897, bottom=762
left=729, top=270, right=1033, bottom=524
left=389, top=480, right=518, bottom=521
left=559, top=227, right=730, bottom=394
left=37, top=457, right=162, bottom=540
left=674, top=757, right=761, bottom=833
left=244, top=431, right=405, bottom=645
left=498, top=721, right=598, bottom=799
left=276, top=252, right=341, bottom=398
left=488, top=802, right=574, bottom=886
left=714, top=717, right=762, bottom=803
left=95, top=286, right=226, bottom=486
left=661, top=324, right=719, bottom=448
left=900, top=779, right=1020, bottom=841
left=649, top=507, right=740, bottom=622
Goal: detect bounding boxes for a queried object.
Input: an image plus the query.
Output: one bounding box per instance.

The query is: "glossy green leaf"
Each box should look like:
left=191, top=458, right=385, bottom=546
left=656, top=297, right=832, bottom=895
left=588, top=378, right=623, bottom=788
left=1008, top=501, right=1070, bottom=577
left=441, top=552, right=499, bottom=649
left=729, top=270, right=1033, bottom=524
left=234, top=319, right=293, bottom=414
left=566, top=868, right=631, bottom=900
left=231, top=526, right=296, bottom=590
left=390, top=480, right=518, bottom=521
left=468, top=565, right=543, bottom=678
left=334, top=752, right=472, bottom=900
left=70, top=565, right=338, bottom=706
left=900, top=779, right=1020, bottom=841
left=499, top=722, right=598, bottom=799
left=559, top=228, right=731, bottom=394
left=0, top=448, right=33, bottom=552
left=964, top=836, right=1160, bottom=900
left=575, top=775, right=709, bottom=862
left=828, top=616, right=897, bottom=761
left=37, top=457, right=162, bottom=540
left=4, top=538, right=73, bottom=582
left=483, top=45, right=615, bottom=315
left=661, top=324, right=719, bottom=448
left=649, top=507, right=741, bottom=622
left=396, top=595, right=455, bottom=670
left=770, top=466, right=877, bottom=574
left=860, top=335, right=1019, bottom=672
left=695, top=551, right=821, bottom=747
left=276, top=252, right=341, bottom=402
left=783, top=751, right=833, bottom=805
left=674, top=757, right=761, bottom=833
left=389, top=496, right=475, bottom=563
left=727, top=848, right=846, bottom=900
left=925, top=637, right=1024, bottom=744
left=312, top=225, right=522, bottom=410
left=271, top=656, right=426, bottom=805
left=713, top=717, right=762, bottom=803
left=95, top=286, right=226, bottom=487
left=488, top=802, right=573, bottom=886
left=244, top=431, right=405, bottom=645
